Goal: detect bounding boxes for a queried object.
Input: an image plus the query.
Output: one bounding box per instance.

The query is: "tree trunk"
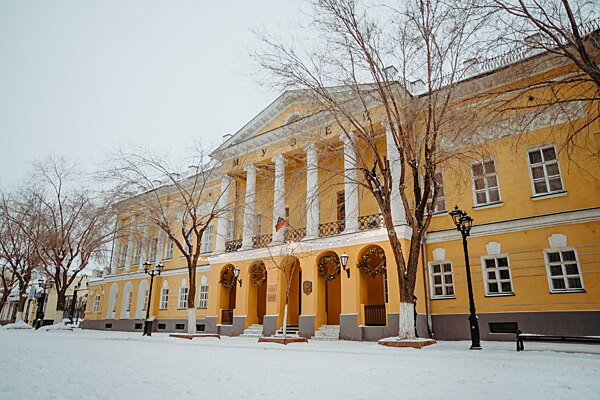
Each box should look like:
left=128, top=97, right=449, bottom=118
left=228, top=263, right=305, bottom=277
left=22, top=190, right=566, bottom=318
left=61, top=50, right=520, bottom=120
left=398, top=301, right=416, bottom=340
left=54, top=291, right=66, bottom=324
left=282, top=302, right=288, bottom=339
left=0, top=291, right=9, bottom=317
left=15, top=285, right=28, bottom=322
left=187, top=308, right=196, bottom=334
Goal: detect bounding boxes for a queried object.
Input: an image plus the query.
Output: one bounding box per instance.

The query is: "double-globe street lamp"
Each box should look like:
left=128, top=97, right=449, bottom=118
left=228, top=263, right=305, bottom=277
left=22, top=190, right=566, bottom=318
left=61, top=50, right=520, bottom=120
left=142, top=260, right=164, bottom=336
left=69, top=275, right=87, bottom=324
left=449, top=206, right=482, bottom=350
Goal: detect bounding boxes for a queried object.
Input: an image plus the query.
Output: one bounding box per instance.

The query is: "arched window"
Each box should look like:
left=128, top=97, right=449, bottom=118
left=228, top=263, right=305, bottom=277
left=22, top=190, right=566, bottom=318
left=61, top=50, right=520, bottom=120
left=106, top=284, right=119, bottom=320
left=178, top=279, right=188, bottom=309
left=120, top=282, right=133, bottom=319
left=135, top=280, right=149, bottom=319
left=160, top=281, right=169, bottom=310
left=198, top=276, right=209, bottom=309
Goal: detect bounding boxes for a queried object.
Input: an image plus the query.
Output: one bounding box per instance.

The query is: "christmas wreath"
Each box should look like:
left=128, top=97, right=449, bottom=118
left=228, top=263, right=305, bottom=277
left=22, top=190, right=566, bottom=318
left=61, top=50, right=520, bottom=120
left=318, top=254, right=341, bottom=281
left=357, top=247, right=386, bottom=277
left=250, top=262, right=267, bottom=287
left=219, top=266, right=237, bottom=289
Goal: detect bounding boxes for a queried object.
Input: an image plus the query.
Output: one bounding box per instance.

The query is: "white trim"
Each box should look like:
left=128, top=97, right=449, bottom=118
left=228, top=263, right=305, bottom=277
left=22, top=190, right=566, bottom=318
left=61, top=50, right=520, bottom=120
left=426, top=207, right=600, bottom=244
left=428, top=260, right=456, bottom=299
left=531, top=191, right=567, bottom=201
left=526, top=143, right=565, bottom=196
left=470, top=158, right=502, bottom=207
left=480, top=254, right=514, bottom=296
left=544, top=247, right=585, bottom=293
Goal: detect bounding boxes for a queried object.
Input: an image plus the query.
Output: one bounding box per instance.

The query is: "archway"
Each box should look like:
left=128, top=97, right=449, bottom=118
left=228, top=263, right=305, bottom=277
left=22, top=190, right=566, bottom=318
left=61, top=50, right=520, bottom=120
left=357, top=245, right=387, bottom=326
left=317, top=252, right=341, bottom=325
left=249, top=261, right=267, bottom=324
left=218, top=264, right=237, bottom=325
left=280, top=258, right=302, bottom=326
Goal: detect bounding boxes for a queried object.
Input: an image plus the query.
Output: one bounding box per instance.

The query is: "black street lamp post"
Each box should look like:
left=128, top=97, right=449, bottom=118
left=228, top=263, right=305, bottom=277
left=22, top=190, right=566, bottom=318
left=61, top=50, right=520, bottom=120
left=69, top=276, right=86, bottom=324
left=142, top=260, right=164, bottom=336
left=449, top=205, right=482, bottom=350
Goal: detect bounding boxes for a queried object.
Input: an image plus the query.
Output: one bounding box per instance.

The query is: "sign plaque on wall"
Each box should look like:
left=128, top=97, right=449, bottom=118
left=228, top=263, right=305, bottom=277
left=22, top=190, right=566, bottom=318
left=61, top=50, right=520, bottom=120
left=303, top=281, right=313, bottom=296
left=267, top=284, right=277, bottom=302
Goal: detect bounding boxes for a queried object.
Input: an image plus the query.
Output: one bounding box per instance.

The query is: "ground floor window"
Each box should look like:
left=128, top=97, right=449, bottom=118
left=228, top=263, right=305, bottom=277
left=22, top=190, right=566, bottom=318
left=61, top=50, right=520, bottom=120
left=93, top=295, right=100, bottom=312
left=430, top=262, right=454, bottom=298
left=545, top=249, right=583, bottom=292
left=198, top=284, right=209, bottom=309
left=160, top=288, right=169, bottom=310
left=482, top=256, right=513, bottom=295
left=178, top=287, right=188, bottom=309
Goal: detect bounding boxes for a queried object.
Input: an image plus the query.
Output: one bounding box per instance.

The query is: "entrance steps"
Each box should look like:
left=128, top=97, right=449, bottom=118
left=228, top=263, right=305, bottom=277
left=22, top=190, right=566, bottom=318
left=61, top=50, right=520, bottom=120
left=311, top=325, right=340, bottom=341
left=240, top=324, right=263, bottom=338
left=273, top=325, right=300, bottom=338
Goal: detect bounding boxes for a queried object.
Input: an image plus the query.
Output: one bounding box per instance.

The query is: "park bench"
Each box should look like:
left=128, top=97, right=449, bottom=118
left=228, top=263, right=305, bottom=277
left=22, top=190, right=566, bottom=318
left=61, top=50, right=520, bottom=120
left=488, top=322, right=600, bottom=351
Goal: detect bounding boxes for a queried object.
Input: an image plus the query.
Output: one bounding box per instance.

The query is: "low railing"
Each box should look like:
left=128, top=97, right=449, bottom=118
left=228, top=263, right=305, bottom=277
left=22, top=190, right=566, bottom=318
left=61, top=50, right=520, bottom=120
left=358, top=213, right=384, bottom=230
left=284, top=227, right=306, bottom=243
left=319, top=220, right=344, bottom=237
left=253, top=234, right=272, bottom=249
left=221, top=309, right=233, bottom=326
left=364, top=304, right=386, bottom=326
left=225, top=239, right=242, bottom=252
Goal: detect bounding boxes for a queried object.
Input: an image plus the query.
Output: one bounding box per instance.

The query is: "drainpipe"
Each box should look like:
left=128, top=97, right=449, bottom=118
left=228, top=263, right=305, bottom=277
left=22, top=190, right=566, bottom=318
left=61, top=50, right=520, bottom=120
left=421, top=234, right=434, bottom=338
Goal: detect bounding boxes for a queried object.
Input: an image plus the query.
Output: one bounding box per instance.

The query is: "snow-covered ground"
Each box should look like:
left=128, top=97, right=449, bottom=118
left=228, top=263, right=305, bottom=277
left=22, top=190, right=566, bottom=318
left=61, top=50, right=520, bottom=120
left=1, top=329, right=599, bottom=400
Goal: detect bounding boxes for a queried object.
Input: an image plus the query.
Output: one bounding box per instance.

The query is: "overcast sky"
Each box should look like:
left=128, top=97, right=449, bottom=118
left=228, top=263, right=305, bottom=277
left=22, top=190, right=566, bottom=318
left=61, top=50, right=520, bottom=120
left=0, top=0, right=304, bottom=186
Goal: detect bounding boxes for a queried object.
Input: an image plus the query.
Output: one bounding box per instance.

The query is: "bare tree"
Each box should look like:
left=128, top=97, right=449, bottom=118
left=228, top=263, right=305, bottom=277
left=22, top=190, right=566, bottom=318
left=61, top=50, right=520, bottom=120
left=0, top=190, right=43, bottom=323
left=256, top=0, right=489, bottom=339
left=474, top=0, right=600, bottom=154
left=20, top=156, right=118, bottom=323
left=0, top=264, right=18, bottom=319
left=108, top=147, right=232, bottom=334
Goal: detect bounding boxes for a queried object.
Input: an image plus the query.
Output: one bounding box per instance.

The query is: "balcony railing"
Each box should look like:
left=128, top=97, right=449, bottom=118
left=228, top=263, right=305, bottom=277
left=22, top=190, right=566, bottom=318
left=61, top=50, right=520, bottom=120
left=319, top=220, right=344, bottom=237
left=221, top=309, right=233, bottom=326
left=253, top=234, right=272, bottom=249
left=284, top=227, right=306, bottom=243
left=364, top=304, right=386, bottom=326
left=358, top=213, right=384, bottom=230
left=225, top=239, right=242, bottom=252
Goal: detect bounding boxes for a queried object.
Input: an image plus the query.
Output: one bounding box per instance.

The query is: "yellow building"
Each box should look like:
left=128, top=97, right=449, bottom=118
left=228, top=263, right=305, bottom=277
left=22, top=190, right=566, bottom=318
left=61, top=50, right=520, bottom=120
left=82, top=42, right=600, bottom=341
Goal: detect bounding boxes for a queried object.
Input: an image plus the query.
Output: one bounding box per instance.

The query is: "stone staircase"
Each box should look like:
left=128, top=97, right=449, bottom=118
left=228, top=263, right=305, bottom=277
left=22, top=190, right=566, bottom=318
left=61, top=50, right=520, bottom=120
left=311, top=325, right=340, bottom=341
left=273, top=325, right=300, bottom=338
left=240, top=324, right=263, bottom=338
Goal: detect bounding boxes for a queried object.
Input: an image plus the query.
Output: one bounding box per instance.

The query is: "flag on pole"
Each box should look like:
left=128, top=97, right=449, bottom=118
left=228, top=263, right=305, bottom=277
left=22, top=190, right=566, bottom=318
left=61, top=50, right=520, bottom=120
left=275, top=217, right=287, bottom=232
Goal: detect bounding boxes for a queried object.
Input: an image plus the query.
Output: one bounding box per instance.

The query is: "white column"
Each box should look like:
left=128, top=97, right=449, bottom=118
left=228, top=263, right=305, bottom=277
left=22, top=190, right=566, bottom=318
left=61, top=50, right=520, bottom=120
left=385, top=123, right=406, bottom=225
left=272, top=154, right=287, bottom=244
left=124, top=217, right=135, bottom=273
left=305, top=144, right=320, bottom=239
left=110, top=220, right=120, bottom=275
left=241, top=164, right=257, bottom=250
left=138, top=219, right=149, bottom=266
left=341, top=134, right=359, bottom=232
left=155, top=231, right=165, bottom=265
left=215, top=174, right=232, bottom=253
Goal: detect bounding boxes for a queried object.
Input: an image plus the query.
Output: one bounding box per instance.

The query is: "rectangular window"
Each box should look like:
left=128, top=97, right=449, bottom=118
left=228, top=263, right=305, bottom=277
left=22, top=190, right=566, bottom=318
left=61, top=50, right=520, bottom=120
left=428, top=171, right=447, bottom=213
left=160, top=288, right=169, bottom=309
left=164, top=240, right=174, bottom=260
left=528, top=145, right=564, bottom=195
left=482, top=256, right=513, bottom=295
left=157, top=323, right=166, bottom=330
left=202, top=225, right=214, bottom=254
left=175, top=323, right=185, bottom=330
left=133, top=241, right=142, bottom=264
left=178, top=287, right=188, bottom=309
left=545, top=249, right=584, bottom=292
left=142, top=289, right=148, bottom=312
left=471, top=159, right=500, bottom=206
left=149, top=237, right=158, bottom=262
left=93, top=295, right=100, bottom=312
left=430, top=262, right=455, bottom=298
left=227, top=220, right=235, bottom=241
left=198, top=285, right=209, bottom=309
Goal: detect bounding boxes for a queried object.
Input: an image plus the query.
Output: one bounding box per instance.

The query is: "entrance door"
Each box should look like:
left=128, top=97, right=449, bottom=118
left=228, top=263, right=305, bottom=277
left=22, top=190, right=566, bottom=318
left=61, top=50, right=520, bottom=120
left=287, top=260, right=302, bottom=326
left=326, top=276, right=341, bottom=325
left=257, top=280, right=267, bottom=324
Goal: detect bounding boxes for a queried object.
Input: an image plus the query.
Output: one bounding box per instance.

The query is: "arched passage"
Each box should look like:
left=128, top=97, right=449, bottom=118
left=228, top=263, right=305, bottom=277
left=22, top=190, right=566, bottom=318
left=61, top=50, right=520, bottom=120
left=317, top=252, right=342, bottom=325
left=106, top=283, right=119, bottom=320
left=279, top=257, right=302, bottom=327
left=357, top=245, right=388, bottom=326
left=218, top=264, right=237, bottom=325
left=135, top=279, right=149, bottom=319
left=249, top=261, right=267, bottom=324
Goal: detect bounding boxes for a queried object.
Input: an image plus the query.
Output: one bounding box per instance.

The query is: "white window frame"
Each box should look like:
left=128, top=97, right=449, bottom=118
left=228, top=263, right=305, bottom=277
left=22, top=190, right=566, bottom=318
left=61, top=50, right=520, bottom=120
left=141, top=289, right=148, bottom=312
left=160, top=288, right=169, bottom=310
left=429, top=261, right=455, bottom=298
left=119, top=243, right=128, bottom=268
left=481, top=254, right=514, bottom=296
left=164, top=239, right=174, bottom=260
left=470, top=159, right=501, bottom=207
left=198, top=284, right=209, bottom=309
left=544, top=248, right=584, bottom=293
left=527, top=144, right=565, bottom=197
left=201, top=224, right=214, bottom=254
left=149, top=237, right=158, bottom=262
left=178, top=286, right=188, bottom=309
left=93, top=295, right=100, bottom=312
left=133, top=241, right=142, bottom=265
left=126, top=290, right=133, bottom=312
left=431, top=170, right=447, bottom=214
